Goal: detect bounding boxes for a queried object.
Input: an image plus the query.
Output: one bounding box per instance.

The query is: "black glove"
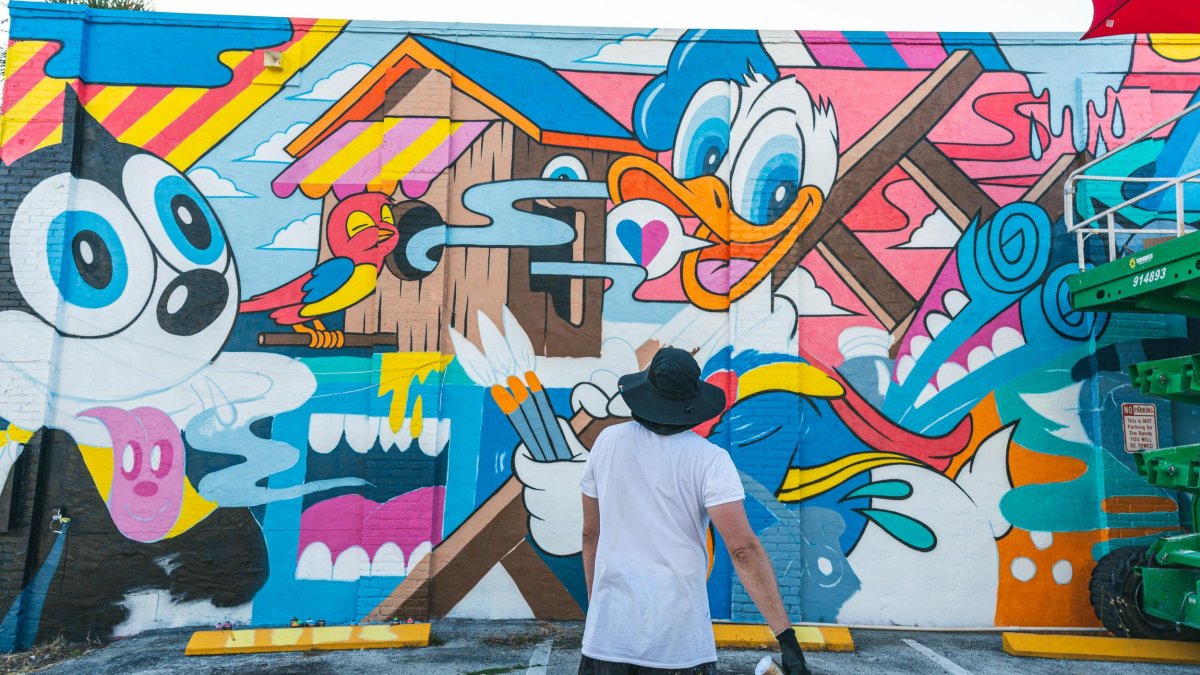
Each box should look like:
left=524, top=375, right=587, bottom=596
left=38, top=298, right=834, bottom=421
left=776, top=628, right=812, bottom=675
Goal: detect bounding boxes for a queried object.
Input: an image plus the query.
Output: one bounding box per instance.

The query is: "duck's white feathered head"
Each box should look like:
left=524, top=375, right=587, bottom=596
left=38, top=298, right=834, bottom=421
left=611, top=70, right=839, bottom=310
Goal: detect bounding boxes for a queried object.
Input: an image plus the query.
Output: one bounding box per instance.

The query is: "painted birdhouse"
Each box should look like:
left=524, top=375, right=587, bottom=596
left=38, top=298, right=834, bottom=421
left=272, top=35, right=648, bottom=357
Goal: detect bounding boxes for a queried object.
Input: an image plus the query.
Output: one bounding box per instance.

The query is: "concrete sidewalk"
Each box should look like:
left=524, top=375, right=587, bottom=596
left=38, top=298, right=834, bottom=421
left=40, top=620, right=1200, bottom=674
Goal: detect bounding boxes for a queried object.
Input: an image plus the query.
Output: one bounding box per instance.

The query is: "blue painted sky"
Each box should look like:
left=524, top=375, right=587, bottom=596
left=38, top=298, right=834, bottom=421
left=194, top=24, right=404, bottom=297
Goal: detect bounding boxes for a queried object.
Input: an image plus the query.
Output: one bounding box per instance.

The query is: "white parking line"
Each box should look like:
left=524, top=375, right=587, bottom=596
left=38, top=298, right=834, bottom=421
left=526, top=637, right=554, bottom=675
left=902, top=639, right=973, bottom=675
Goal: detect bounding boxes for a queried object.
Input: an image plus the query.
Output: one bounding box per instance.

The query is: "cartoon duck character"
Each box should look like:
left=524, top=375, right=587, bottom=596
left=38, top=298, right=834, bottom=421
left=241, top=192, right=399, bottom=347
left=707, top=349, right=1013, bottom=625
left=609, top=30, right=838, bottom=311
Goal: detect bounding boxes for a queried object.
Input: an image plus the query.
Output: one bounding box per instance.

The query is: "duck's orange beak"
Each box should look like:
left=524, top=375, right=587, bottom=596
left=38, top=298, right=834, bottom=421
left=608, top=155, right=824, bottom=311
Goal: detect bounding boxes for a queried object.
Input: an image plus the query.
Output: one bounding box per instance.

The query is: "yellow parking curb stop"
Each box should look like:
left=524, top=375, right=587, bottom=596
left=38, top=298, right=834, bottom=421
left=185, top=623, right=430, bottom=656
left=712, top=623, right=855, bottom=652
left=1002, top=632, right=1200, bottom=665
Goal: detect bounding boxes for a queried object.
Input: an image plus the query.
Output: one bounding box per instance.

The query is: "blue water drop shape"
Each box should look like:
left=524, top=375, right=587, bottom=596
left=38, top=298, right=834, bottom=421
left=1029, top=114, right=1043, bottom=161
left=1112, top=98, right=1125, bottom=138
left=1095, top=127, right=1108, bottom=156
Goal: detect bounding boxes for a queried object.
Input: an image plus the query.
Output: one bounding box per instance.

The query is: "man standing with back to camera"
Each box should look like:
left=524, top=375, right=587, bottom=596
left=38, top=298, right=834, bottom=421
left=578, top=347, right=811, bottom=675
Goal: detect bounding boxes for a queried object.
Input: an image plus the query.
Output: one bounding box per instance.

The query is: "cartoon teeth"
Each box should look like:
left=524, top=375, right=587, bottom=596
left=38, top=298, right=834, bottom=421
left=910, top=335, right=931, bottom=360
left=896, top=355, right=915, bottom=386
left=307, top=414, right=450, bottom=455
left=991, top=327, right=1024, bottom=356
left=935, top=362, right=968, bottom=390
left=896, top=288, right=974, bottom=387
left=910, top=326, right=1028, bottom=408
left=943, top=289, right=969, bottom=316
left=295, top=541, right=432, bottom=580
left=924, top=311, right=951, bottom=338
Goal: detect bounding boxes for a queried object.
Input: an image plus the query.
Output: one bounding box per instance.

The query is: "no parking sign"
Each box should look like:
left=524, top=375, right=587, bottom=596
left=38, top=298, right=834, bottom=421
left=1122, top=403, right=1159, bottom=452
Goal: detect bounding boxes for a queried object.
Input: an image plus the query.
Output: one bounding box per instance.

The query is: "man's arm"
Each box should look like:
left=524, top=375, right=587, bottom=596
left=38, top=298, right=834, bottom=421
left=581, top=494, right=600, bottom=600
left=707, top=500, right=790, bottom=634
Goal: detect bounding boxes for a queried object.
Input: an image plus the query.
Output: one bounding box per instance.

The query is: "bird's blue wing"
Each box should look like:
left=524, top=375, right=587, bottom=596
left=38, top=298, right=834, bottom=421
left=301, top=257, right=356, bottom=304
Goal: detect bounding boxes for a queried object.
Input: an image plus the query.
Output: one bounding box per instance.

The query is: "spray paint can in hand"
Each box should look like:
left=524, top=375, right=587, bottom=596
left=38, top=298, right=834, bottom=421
left=755, top=655, right=785, bottom=675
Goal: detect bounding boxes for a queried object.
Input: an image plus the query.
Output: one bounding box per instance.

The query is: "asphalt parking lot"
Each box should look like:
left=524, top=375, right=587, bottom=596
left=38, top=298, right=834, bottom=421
left=40, top=620, right=1200, bottom=675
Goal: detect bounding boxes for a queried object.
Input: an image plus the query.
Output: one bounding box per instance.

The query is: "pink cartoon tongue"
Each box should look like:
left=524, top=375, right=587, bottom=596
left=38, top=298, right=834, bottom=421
left=697, top=259, right=756, bottom=294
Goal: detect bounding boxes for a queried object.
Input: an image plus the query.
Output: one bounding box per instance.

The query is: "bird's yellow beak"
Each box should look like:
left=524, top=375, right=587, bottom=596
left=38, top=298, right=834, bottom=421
left=377, top=229, right=395, bottom=242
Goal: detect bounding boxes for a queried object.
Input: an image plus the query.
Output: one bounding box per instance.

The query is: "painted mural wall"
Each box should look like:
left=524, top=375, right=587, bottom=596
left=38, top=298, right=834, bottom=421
left=1, top=2, right=1197, bottom=645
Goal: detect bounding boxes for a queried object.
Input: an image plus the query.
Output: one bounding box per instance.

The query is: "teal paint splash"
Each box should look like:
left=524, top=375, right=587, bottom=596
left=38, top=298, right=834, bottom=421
left=855, top=508, right=936, bottom=552
left=996, top=352, right=1176, bottom=536
left=842, top=480, right=913, bottom=501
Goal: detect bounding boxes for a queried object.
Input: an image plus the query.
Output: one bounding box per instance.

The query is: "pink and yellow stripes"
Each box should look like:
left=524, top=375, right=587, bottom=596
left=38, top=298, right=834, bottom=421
left=1, top=18, right=345, bottom=168
left=273, top=117, right=491, bottom=200
left=1, top=41, right=69, bottom=163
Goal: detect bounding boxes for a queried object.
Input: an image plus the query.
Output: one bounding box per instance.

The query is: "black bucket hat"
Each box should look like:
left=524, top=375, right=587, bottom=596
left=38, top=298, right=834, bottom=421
left=618, top=347, right=726, bottom=426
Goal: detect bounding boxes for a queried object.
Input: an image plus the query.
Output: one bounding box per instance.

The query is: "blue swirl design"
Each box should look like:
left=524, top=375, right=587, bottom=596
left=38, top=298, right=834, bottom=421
left=1021, top=263, right=1110, bottom=342
left=959, top=202, right=1051, bottom=298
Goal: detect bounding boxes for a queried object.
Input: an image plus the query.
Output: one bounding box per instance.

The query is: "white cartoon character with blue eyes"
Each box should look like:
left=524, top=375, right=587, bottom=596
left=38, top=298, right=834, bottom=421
left=609, top=29, right=838, bottom=311
left=0, top=92, right=313, bottom=541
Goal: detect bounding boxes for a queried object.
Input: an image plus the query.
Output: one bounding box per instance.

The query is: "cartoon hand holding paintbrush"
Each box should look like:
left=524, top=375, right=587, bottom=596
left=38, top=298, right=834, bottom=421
left=492, top=372, right=591, bottom=557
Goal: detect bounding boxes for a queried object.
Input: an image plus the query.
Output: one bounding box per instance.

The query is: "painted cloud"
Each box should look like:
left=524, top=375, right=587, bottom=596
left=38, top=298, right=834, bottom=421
left=238, top=122, right=309, bottom=163
left=898, top=210, right=963, bottom=249
left=260, top=213, right=321, bottom=250
left=187, top=167, right=253, bottom=198
left=293, top=63, right=372, bottom=101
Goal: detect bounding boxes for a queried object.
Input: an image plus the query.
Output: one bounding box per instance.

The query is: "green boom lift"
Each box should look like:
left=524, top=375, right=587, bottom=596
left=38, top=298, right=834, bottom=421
left=1068, top=231, right=1200, bottom=639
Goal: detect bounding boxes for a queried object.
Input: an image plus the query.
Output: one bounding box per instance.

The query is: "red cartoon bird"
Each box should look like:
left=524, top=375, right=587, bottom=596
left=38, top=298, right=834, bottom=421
left=241, top=192, right=399, bottom=348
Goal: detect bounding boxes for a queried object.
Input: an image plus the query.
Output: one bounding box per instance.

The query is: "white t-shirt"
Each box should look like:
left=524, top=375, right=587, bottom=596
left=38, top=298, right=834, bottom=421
left=579, top=421, right=745, bottom=669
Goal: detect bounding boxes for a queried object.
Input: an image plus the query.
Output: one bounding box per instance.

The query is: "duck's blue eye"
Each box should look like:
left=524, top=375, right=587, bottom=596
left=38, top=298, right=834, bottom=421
left=154, top=175, right=223, bottom=266
left=48, top=211, right=128, bottom=309
left=741, top=150, right=801, bottom=225
left=730, top=118, right=805, bottom=226
left=681, top=118, right=729, bottom=179
left=674, top=85, right=731, bottom=180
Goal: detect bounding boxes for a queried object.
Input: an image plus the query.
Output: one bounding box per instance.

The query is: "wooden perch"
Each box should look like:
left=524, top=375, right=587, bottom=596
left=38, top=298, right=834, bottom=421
left=256, top=332, right=397, bottom=348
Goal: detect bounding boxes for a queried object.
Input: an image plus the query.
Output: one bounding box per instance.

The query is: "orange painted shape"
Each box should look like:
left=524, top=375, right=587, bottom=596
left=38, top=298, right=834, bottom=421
left=946, top=395, right=1000, bottom=479
left=526, top=371, right=545, bottom=393
left=507, top=376, right=530, bottom=403
left=1102, top=526, right=1179, bottom=541
left=541, top=130, right=653, bottom=157
left=1102, top=496, right=1179, bottom=514
left=995, top=528, right=1102, bottom=628
left=490, top=385, right=519, bottom=414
